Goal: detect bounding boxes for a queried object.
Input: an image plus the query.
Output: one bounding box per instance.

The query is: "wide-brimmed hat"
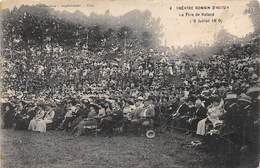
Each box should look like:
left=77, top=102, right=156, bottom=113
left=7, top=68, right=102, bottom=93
left=238, top=93, right=252, bottom=103
left=124, top=98, right=134, bottom=105
left=201, top=90, right=210, bottom=97
left=89, top=103, right=100, bottom=109
left=246, top=87, right=260, bottom=97
left=137, top=96, right=144, bottom=101
left=224, top=94, right=237, bottom=100
left=195, top=99, right=202, bottom=105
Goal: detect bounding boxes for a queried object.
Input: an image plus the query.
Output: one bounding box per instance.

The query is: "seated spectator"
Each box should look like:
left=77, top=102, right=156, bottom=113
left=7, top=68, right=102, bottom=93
left=70, top=103, right=86, bottom=130
left=132, top=97, right=145, bottom=122
left=88, top=104, right=99, bottom=119
left=237, top=94, right=256, bottom=148
left=99, top=100, right=124, bottom=136
left=172, top=97, right=190, bottom=128
left=1, top=102, right=15, bottom=129
left=140, top=97, right=155, bottom=119
left=28, top=105, right=47, bottom=133
left=222, top=94, right=239, bottom=131
left=125, top=97, right=145, bottom=134
left=167, top=96, right=179, bottom=117
left=140, top=98, right=155, bottom=130
left=43, top=105, right=56, bottom=130
left=14, top=101, right=31, bottom=130
left=122, top=99, right=136, bottom=120
left=196, top=96, right=224, bottom=136
left=187, top=99, right=207, bottom=131
left=58, top=102, right=78, bottom=131
left=72, top=105, right=98, bottom=136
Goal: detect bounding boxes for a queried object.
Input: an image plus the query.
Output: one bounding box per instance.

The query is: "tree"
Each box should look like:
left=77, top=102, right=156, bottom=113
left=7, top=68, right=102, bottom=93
left=245, top=0, right=260, bottom=35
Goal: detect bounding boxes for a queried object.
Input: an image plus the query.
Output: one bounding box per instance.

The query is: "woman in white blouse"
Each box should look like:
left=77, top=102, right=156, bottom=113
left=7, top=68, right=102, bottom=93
left=28, top=105, right=55, bottom=133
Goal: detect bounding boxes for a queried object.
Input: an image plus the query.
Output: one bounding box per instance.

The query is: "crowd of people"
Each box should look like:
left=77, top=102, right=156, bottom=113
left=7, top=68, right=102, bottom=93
left=1, top=36, right=259, bottom=152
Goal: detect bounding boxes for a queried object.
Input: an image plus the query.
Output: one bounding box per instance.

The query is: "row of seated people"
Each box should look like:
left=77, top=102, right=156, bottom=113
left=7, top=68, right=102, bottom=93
left=1, top=96, right=156, bottom=136
left=1, top=92, right=258, bottom=145
left=57, top=96, right=156, bottom=136
left=171, top=93, right=259, bottom=150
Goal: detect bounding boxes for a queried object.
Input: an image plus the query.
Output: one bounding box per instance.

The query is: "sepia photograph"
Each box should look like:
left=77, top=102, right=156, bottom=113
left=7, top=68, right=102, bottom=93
left=0, top=0, right=259, bottom=167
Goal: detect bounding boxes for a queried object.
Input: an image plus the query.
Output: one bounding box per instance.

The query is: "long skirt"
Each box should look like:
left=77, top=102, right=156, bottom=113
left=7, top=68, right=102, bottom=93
left=28, top=119, right=47, bottom=133
left=196, top=118, right=207, bottom=135
left=15, top=118, right=30, bottom=130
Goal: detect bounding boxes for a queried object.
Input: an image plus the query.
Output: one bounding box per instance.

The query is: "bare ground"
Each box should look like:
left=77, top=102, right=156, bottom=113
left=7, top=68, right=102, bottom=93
left=0, top=129, right=258, bottom=168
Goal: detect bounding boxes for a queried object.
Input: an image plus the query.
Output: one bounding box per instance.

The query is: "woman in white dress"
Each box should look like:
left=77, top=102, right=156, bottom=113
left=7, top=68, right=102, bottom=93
left=28, top=105, right=55, bottom=133
left=28, top=105, right=45, bottom=132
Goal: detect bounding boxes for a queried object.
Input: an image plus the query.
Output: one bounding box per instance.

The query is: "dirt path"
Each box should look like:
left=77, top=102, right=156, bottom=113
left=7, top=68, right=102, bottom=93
left=0, top=129, right=257, bottom=168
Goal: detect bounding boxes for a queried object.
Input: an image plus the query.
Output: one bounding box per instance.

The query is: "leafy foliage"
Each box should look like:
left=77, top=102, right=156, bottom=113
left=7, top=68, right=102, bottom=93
left=1, top=5, right=163, bottom=52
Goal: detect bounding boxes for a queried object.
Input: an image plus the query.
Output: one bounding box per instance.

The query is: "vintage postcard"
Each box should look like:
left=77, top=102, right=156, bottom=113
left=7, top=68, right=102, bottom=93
left=0, top=0, right=259, bottom=167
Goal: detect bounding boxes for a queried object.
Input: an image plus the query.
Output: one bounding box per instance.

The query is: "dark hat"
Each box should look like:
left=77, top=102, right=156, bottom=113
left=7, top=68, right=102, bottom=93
left=246, top=87, right=260, bottom=96
left=187, top=95, right=196, bottom=102
left=89, top=103, right=100, bottom=109
left=210, top=95, right=221, bottom=103
left=125, top=99, right=135, bottom=105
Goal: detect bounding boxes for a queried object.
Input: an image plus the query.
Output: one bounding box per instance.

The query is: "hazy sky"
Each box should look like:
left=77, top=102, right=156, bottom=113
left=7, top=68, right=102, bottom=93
left=1, top=0, right=257, bottom=47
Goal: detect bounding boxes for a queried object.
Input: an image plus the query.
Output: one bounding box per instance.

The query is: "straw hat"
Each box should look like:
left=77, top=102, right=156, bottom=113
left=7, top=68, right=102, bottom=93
left=137, top=96, right=144, bottom=101
left=224, top=94, right=237, bottom=100
left=238, top=93, right=252, bottom=103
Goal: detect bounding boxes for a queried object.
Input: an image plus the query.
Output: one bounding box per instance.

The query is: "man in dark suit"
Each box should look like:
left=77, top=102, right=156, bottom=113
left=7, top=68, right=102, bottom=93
left=222, top=94, right=239, bottom=131
left=187, top=99, right=207, bottom=131
left=172, top=97, right=190, bottom=128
